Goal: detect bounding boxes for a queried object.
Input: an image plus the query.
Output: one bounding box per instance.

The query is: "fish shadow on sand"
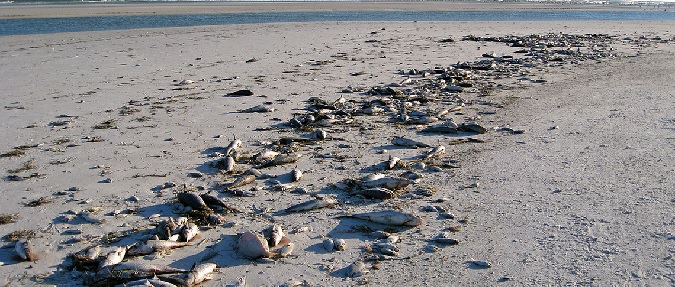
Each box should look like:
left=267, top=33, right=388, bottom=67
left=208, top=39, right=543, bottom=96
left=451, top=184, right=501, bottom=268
left=329, top=264, right=357, bottom=279
left=194, top=158, right=226, bottom=176
left=135, top=203, right=179, bottom=220
left=327, top=217, right=416, bottom=239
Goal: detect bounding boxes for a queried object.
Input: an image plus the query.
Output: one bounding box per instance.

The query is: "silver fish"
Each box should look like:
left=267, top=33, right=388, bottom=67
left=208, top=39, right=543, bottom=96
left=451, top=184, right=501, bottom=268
left=99, top=262, right=187, bottom=280
left=223, top=156, right=235, bottom=173
left=15, top=239, right=37, bottom=261
left=239, top=105, right=275, bottom=113
left=360, top=174, right=413, bottom=190
left=285, top=197, right=337, bottom=213
left=291, top=169, right=303, bottom=182
left=224, top=139, right=242, bottom=156
left=421, top=120, right=459, bottom=134
left=254, top=150, right=280, bottom=163
left=333, top=239, right=346, bottom=251
left=99, top=246, right=126, bottom=268
left=86, top=245, right=102, bottom=260
left=127, top=240, right=194, bottom=256
left=387, top=155, right=401, bottom=170
left=391, top=136, right=429, bottom=148
left=346, top=261, right=369, bottom=278
left=269, top=224, right=284, bottom=247
left=351, top=210, right=422, bottom=227
left=258, top=153, right=302, bottom=168
left=185, top=263, right=217, bottom=286
left=424, top=145, right=446, bottom=159
left=322, top=238, right=335, bottom=252
left=181, top=222, right=199, bottom=242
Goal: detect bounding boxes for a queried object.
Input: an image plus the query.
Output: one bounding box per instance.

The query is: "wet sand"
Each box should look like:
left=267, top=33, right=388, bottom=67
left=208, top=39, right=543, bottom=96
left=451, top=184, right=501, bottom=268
left=0, top=11, right=673, bottom=287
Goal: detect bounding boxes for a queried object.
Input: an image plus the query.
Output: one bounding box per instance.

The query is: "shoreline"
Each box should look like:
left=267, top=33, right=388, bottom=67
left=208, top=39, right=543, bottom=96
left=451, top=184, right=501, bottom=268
left=0, top=1, right=668, bottom=19
left=1, top=21, right=673, bottom=286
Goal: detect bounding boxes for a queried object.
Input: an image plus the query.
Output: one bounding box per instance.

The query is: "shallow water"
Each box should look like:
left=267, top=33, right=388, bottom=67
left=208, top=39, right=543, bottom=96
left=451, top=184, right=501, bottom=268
left=1, top=9, right=674, bottom=36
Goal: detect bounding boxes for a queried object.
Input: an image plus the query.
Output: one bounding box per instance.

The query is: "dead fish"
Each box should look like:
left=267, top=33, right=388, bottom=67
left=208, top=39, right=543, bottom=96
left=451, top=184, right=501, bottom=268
left=15, top=239, right=37, bottom=261
left=291, top=169, right=303, bottom=182
left=285, top=197, right=337, bottom=213
left=223, top=156, right=235, bottom=173
left=346, top=261, right=369, bottom=278
left=200, top=193, right=241, bottom=213
left=226, top=89, right=254, bottom=97
left=254, top=150, right=280, bottom=162
left=185, top=263, right=217, bottom=286
left=322, top=238, right=335, bottom=252
left=333, top=239, right=346, bottom=251
left=351, top=210, right=422, bottom=227
left=99, top=246, right=126, bottom=268
left=238, top=231, right=270, bottom=259
left=407, top=116, right=438, bottom=125
left=227, top=174, right=256, bottom=189
left=238, top=105, right=275, bottom=113
left=373, top=242, right=400, bottom=256
left=86, top=245, right=102, bottom=260
left=177, top=192, right=209, bottom=210
left=268, top=224, right=284, bottom=247
left=360, top=174, right=413, bottom=190
left=104, top=261, right=187, bottom=275
left=387, top=155, right=401, bottom=170
left=392, top=136, right=429, bottom=148
left=313, top=129, right=328, bottom=140
left=274, top=242, right=295, bottom=258
left=117, top=279, right=178, bottom=287
left=127, top=240, right=193, bottom=256
left=176, top=79, right=195, bottom=86
left=258, top=153, right=302, bottom=168
left=359, top=187, right=396, bottom=200
left=181, top=222, right=199, bottom=242
left=421, top=121, right=459, bottom=134
left=466, top=260, right=492, bottom=269
left=424, top=145, right=446, bottom=159
left=224, top=139, right=242, bottom=156
left=458, top=122, right=487, bottom=134
left=433, top=232, right=459, bottom=245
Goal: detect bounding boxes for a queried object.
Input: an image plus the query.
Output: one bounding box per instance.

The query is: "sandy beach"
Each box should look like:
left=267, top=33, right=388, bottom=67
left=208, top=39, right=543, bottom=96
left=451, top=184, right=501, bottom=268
left=0, top=4, right=674, bottom=287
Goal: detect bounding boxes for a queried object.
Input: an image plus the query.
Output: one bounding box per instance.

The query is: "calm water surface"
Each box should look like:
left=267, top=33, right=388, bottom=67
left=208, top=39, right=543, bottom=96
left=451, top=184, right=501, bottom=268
left=1, top=9, right=674, bottom=36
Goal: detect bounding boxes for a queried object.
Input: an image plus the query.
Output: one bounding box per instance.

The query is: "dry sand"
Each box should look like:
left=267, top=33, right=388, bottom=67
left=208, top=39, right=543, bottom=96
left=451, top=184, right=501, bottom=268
left=0, top=8, right=674, bottom=287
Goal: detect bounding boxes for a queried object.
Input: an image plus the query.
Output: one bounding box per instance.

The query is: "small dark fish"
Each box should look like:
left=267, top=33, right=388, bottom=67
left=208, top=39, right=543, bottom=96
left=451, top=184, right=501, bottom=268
left=359, top=187, right=396, bottom=200
left=200, top=193, right=242, bottom=213
left=226, top=89, right=254, bottom=97
left=177, top=192, right=208, bottom=210
left=257, top=153, right=301, bottom=168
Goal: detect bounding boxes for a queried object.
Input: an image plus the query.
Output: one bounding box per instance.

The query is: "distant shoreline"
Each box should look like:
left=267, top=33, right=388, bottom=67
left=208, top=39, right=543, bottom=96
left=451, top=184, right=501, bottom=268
left=0, top=1, right=668, bottom=19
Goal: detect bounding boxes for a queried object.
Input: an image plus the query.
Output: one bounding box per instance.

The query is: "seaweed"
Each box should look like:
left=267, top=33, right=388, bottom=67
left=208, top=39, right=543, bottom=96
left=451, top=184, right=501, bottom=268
left=23, top=196, right=53, bottom=207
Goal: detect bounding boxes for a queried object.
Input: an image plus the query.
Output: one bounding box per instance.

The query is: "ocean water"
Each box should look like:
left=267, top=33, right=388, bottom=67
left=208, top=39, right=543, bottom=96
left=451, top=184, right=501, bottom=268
left=1, top=9, right=674, bottom=36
